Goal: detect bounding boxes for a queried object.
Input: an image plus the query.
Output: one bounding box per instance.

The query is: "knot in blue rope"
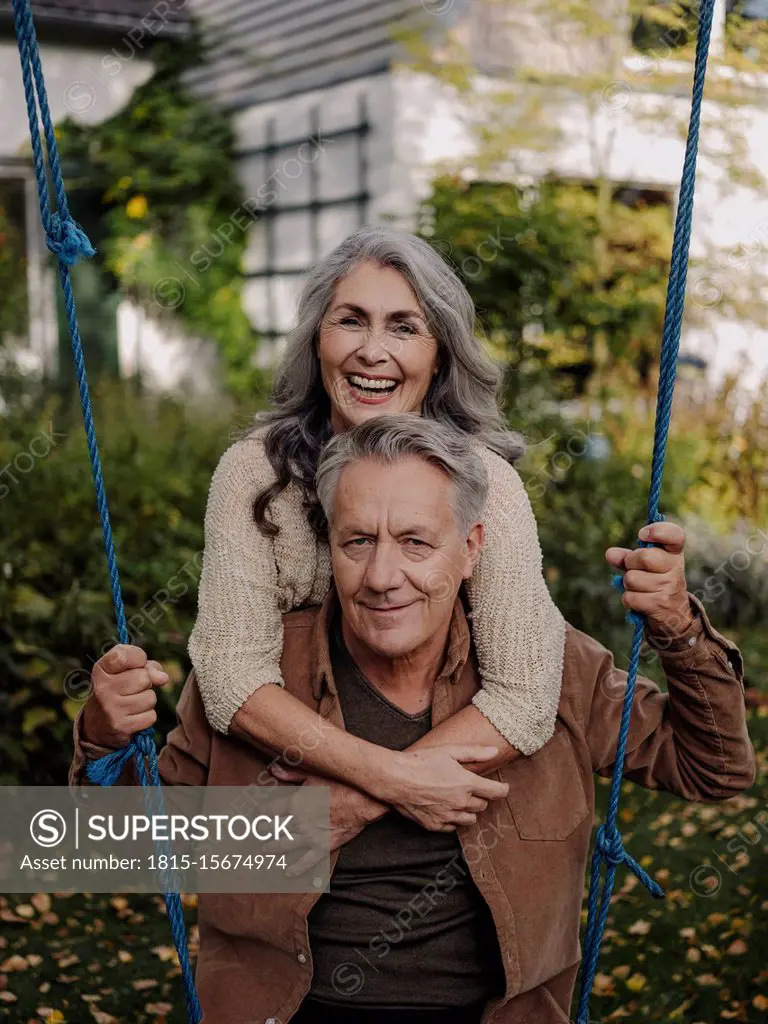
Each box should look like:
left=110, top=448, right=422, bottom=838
left=85, top=728, right=156, bottom=786
left=594, top=823, right=625, bottom=867
left=46, top=211, right=95, bottom=266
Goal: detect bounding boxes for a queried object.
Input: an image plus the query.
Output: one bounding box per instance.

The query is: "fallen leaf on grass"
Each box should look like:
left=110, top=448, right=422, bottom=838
left=151, top=945, right=178, bottom=964
left=1, top=954, right=30, bottom=972
left=30, top=895, right=51, bottom=915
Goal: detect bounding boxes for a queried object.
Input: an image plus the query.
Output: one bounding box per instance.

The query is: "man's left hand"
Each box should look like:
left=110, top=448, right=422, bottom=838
left=605, top=521, right=694, bottom=635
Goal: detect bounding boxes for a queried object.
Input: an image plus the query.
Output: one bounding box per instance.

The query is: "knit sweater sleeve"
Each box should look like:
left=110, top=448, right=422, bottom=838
left=188, top=433, right=325, bottom=735
left=466, top=445, right=566, bottom=756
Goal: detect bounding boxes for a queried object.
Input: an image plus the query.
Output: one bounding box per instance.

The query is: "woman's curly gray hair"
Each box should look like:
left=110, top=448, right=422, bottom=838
left=246, top=224, right=523, bottom=537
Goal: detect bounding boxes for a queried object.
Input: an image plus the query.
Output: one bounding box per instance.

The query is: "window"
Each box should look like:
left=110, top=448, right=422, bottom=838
left=240, top=98, right=370, bottom=346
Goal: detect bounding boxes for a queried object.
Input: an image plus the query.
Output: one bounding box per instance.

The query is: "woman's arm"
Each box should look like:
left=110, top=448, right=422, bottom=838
left=231, top=685, right=509, bottom=831
left=189, top=433, right=321, bottom=734
left=465, top=446, right=567, bottom=756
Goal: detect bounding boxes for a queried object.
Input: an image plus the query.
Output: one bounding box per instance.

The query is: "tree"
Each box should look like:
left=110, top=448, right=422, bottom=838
left=56, top=35, right=266, bottom=399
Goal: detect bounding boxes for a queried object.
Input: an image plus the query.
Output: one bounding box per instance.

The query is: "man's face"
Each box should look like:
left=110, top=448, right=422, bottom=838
left=329, top=456, right=483, bottom=659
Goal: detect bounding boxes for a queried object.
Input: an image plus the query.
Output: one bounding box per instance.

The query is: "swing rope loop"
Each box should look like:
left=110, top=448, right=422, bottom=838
left=11, top=1, right=202, bottom=1020
left=576, top=2, right=716, bottom=1021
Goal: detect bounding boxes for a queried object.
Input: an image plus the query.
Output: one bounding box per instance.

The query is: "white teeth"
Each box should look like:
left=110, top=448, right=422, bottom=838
left=348, top=374, right=398, bottom=391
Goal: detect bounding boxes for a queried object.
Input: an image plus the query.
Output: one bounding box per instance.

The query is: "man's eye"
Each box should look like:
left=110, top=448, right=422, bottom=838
left=405, top=537, right=428, bottom=548
left=347, top=537, right=370, bottom=547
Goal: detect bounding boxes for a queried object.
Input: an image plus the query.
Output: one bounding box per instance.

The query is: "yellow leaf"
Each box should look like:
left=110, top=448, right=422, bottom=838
left=14, top=904, right=35, bottom=918
left=31, top=894, right=51, bottom=914
left=695, top=973, right=719, bottom=986
left=625, top=972, right=646, bottom=992
left=126, top=195, right=148, bottom=220
left=1, top=954, right=30, bottom=971
left=150, top=945, right=178, bottom=964
left=592, top=973, right=614, bottom=996
left=628, top=919, right=651, bottom=936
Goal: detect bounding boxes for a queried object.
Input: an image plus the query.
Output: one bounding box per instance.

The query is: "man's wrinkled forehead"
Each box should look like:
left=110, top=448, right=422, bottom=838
left=331, top=456, right=457, bottom=537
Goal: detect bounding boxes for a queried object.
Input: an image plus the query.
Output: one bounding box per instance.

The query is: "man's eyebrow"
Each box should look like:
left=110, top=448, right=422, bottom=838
left=396, top=524, right=439, bottom=541
left=336, top=525, right=375, bottom=539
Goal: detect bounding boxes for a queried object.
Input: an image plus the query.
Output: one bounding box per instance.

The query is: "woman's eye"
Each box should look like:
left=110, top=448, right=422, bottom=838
left=394, top=323, right=416, bottom=335
left=340, top=316, right=362, bottom=327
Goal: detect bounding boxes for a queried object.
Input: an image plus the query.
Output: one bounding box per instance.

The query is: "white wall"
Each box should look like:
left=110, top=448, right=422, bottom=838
left=0, top=41, right=155, bottom=160
left=117, top=301, right=221, bottom=395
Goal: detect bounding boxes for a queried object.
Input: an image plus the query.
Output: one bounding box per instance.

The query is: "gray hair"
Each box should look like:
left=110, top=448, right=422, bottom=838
left=316, top=414, right=489, bottom=535
left=248, top=224, right=523, bottom=538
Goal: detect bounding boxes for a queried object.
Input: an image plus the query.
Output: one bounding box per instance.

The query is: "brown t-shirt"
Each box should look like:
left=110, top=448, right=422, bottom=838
left=306, top=614, right=505, bottom=1009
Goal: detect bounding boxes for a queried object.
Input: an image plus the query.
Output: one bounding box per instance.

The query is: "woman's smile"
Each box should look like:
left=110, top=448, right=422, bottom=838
left=344, top=371, right=401, bottom=404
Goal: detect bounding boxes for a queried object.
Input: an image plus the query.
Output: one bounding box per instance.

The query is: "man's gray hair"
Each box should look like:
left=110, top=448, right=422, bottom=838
left=315, top=414, right=489, bottom=534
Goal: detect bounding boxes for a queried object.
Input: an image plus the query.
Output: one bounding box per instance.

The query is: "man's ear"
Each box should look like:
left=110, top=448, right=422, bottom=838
left=463, top=522, right=484, bottom=578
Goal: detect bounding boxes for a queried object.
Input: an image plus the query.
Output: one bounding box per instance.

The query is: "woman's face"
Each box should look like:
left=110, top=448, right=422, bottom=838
left=317, top=261, right=439, bottom=433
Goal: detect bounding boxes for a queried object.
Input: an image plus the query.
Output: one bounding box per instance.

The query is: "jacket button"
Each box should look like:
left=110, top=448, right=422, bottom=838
left=297, top=952, right=308, bottom=964
left=687, top=636, right=697, bottom=646
left=266, top=1018, right=277, bottom=1023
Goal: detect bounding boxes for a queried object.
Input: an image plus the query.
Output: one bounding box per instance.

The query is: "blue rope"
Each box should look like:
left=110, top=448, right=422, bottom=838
left=11, top=3, right=201, bottom=1021
left=575, top=2, right=716, bottom=1021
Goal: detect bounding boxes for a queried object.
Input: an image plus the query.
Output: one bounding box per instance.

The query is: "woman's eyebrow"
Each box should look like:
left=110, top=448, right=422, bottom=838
left=330, top=302, right=426, bottom=322
left=388, top=309, right=426, bottom=323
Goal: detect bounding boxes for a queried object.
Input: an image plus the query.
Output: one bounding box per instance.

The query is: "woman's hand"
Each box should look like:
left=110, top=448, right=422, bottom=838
left=82, top=644, right=170, bottom=749
left=373, top=744, right=509, bottom=832
left=605, top=521, right=693, bottom=635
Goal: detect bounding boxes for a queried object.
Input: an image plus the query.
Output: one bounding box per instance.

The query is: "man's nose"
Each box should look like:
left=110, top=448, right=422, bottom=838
left=363, top=542, right=404, bottom=593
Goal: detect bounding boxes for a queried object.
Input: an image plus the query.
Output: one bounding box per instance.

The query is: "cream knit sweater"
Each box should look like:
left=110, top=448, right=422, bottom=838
left=188, top=430, right=566, bottom=756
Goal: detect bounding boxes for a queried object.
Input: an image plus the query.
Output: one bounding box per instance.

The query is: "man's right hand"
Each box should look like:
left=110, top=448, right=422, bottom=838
left=375, top=745, right=510, bottom=831
left=82, top=645, right=170, bottom=749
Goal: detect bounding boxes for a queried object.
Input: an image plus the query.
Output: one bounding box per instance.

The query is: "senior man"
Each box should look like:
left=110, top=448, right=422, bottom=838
left=71, top=415, right=755, bottom=1024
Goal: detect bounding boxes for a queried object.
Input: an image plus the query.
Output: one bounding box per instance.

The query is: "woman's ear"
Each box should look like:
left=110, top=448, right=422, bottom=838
left=463, top=522, right=484, bottom=578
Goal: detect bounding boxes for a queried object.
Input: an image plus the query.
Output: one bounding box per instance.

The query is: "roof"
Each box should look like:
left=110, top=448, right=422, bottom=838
left=185, top=0, right=458, bottom=110
left=0, top=0, right=188, bottom=41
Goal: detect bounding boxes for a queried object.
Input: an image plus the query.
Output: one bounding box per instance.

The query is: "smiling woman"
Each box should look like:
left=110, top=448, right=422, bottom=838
left=187, top=224, right=566, bottom=768
left=318, top=263, right=439, bottom=427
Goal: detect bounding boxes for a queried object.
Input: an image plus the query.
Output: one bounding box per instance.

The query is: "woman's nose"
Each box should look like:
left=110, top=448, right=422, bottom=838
left=357, top=327, right=391, bottom=364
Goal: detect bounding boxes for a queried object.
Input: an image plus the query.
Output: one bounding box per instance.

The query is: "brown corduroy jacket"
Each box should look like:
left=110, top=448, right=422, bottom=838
left=70, top=592, right=756, bottom=1024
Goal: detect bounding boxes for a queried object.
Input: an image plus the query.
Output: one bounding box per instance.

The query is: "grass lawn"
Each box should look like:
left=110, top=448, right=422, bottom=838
left=1, top=716, right=766, bottom=1022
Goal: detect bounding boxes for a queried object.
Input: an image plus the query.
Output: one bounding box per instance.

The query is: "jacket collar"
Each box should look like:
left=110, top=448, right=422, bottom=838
left=310, top=587, right=472, bottom=702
